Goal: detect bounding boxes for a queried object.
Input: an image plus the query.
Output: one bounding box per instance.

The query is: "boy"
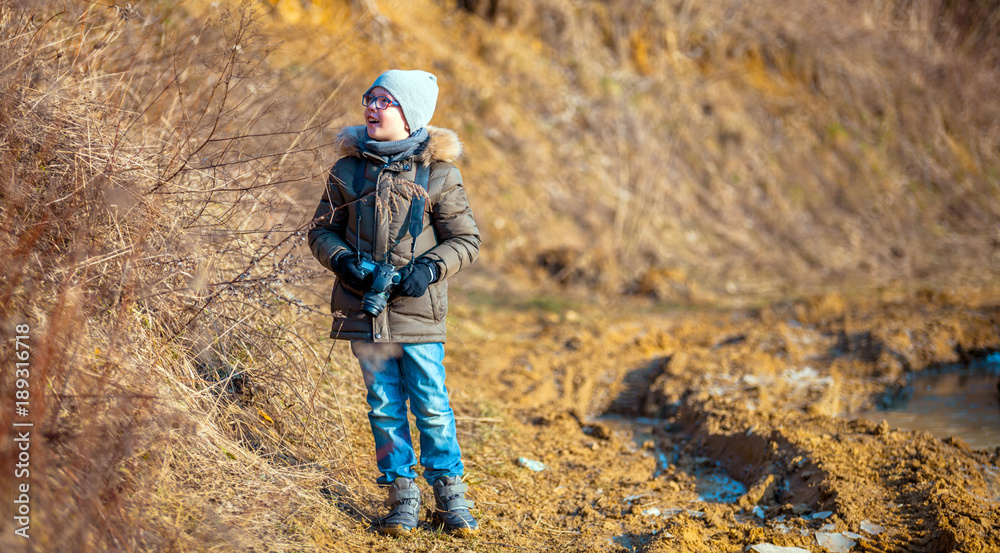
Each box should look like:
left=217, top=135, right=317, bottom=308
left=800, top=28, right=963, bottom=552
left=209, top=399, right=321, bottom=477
left=308, top=69, right=481, bottom=537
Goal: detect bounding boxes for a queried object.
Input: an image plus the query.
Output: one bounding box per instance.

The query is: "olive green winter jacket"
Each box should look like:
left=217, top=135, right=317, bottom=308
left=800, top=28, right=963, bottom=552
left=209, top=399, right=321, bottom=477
left=308, top=125, right=480, bottom=343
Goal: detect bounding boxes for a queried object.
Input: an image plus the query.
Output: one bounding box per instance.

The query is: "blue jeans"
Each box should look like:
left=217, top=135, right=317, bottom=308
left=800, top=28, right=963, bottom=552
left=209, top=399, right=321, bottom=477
left=351, top=341, right=464, bottom=485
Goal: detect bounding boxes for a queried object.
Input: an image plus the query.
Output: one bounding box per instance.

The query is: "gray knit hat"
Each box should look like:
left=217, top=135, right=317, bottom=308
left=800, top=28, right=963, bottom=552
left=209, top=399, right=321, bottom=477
left=365, top=69, right=439, bottom=133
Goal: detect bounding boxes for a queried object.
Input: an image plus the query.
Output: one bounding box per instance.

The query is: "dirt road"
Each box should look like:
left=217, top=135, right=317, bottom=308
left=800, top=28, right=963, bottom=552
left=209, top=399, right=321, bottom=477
left=412, top=286, right=1000, bottom=552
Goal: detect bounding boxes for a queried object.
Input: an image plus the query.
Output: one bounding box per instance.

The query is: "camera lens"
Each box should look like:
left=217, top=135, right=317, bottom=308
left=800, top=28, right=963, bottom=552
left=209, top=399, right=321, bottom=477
left=361, top=291, right=388, bottom=317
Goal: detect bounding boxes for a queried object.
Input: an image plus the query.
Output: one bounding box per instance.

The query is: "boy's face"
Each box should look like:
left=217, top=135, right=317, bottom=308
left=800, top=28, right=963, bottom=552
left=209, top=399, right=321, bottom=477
left=365, top=87, right=410, bottom=142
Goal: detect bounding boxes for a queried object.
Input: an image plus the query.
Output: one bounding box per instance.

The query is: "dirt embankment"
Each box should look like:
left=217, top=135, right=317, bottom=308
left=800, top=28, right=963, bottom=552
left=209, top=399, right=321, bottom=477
left=428, top=286, right=1000, bottom=552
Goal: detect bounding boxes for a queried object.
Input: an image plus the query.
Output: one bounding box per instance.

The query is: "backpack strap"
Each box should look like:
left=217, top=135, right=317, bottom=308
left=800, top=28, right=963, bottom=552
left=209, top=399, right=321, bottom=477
left=352, top=157, right=369, bottom=192
left=351, top=159, right=369, bottom=261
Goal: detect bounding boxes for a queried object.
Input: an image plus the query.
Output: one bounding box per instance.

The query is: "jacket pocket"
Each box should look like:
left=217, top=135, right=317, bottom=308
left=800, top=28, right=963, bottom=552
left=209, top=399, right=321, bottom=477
left=390, top=292, right=436, bottom=323
left=331, top=283, right=366, bottom=320
left=430, top=280, right=448, bottom=322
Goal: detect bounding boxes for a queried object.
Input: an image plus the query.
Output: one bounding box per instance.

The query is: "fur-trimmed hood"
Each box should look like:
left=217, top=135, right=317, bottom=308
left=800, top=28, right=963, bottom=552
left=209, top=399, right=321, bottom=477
left=335, top=125, right=463, bottom=164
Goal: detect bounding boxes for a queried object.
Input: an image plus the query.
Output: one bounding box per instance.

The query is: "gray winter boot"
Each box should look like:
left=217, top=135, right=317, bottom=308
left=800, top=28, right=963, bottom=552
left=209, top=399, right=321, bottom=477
left=431, top=475, right=479, bottom=537
left=379, top=477, right=421, bottom=536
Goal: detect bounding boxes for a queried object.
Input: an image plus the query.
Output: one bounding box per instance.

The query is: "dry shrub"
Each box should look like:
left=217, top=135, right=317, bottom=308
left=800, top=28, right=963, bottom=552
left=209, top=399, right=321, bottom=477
left=0, top=4, right=173, bottom=550
left=0, top=2, right=378, bottom=551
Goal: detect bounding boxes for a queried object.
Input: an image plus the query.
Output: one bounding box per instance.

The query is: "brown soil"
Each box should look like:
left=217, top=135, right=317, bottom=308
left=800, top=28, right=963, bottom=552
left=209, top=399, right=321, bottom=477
left=355, top=285, right=1000, bottom=552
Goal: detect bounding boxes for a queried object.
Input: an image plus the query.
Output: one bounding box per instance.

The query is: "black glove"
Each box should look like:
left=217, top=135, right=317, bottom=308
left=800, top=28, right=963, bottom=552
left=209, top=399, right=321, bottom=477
left=331, top=251, right=370, bottom=291
left=398, top=259, right=437, bottom=298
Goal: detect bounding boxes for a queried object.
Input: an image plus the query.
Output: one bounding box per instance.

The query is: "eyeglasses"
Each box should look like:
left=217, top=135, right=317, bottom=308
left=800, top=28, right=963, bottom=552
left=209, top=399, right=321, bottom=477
left=362, top=93, right=401, bottom=110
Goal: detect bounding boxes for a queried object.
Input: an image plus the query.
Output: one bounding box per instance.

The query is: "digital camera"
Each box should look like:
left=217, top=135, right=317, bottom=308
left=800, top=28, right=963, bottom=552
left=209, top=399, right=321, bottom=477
left=357, top=258, right=402, bottom=317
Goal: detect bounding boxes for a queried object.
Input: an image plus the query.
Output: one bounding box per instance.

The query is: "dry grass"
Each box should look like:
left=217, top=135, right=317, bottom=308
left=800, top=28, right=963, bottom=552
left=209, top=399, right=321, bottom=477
left=0, top=2, right=382, bottom=551
left=479, top=0, right=1000, bottom=298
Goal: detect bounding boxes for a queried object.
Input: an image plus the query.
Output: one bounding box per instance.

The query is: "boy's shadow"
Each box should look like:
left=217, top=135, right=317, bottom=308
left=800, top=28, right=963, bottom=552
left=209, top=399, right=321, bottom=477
left=320, top=482, right=381, bottom=530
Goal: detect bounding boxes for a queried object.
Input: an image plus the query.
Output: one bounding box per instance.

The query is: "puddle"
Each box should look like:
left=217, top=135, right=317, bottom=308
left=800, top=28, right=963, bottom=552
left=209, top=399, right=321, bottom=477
left=860, top=354, right=1000, bottom=449
left=695, top=471, right=747, bottom=503
left=593, top=415, right=746, bottom=504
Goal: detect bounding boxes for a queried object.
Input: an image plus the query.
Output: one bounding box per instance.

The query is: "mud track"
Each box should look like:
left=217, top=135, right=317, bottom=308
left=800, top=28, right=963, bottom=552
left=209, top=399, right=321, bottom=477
left=437, top=287, right=1000, bottom=552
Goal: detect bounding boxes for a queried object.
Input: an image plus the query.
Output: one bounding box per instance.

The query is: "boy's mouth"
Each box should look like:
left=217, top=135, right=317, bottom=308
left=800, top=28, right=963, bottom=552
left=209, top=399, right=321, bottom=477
left=367, top=116, right=380, bottom=124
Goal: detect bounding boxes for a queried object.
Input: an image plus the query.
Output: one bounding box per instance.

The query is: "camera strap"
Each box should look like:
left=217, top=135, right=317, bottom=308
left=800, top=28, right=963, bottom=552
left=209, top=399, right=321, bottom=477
left=408, top=163, right=430, bottom=241
left=404, top=162, right=431, bottom=263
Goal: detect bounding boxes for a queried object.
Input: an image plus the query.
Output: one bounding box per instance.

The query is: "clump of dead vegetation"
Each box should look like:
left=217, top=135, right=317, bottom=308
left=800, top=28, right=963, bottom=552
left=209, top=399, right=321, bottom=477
left=0, top=3, right=383, bottom=551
